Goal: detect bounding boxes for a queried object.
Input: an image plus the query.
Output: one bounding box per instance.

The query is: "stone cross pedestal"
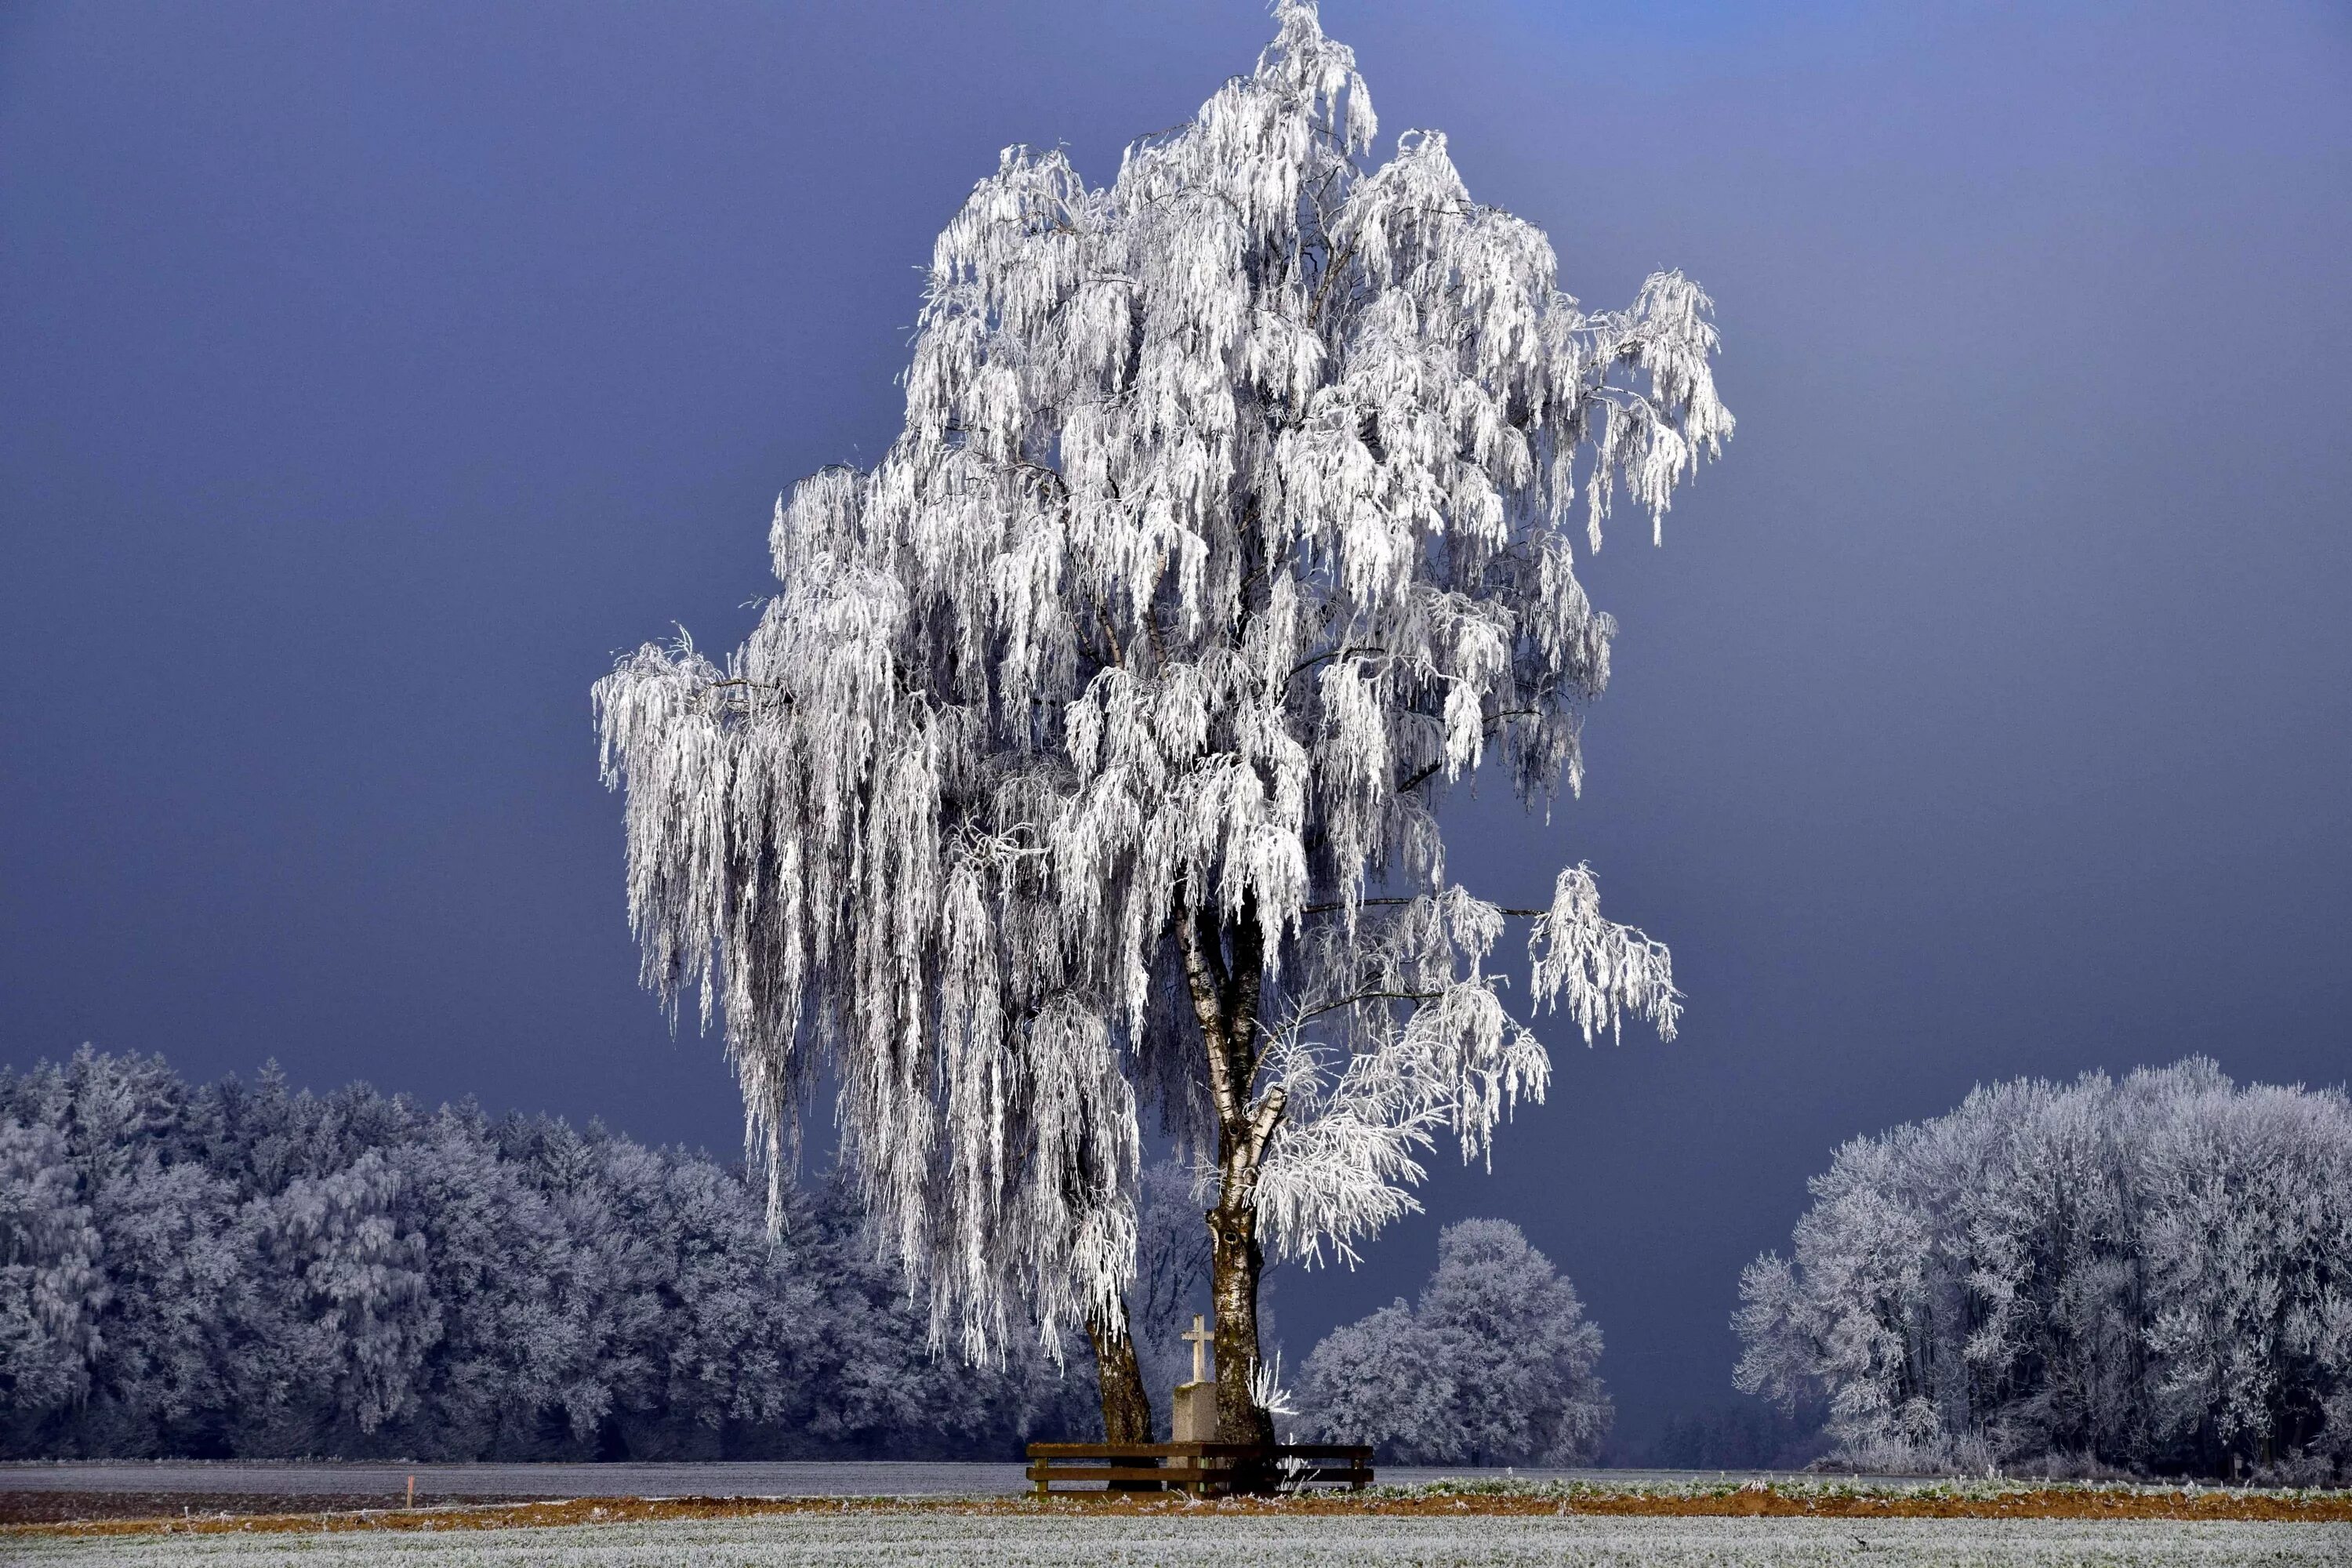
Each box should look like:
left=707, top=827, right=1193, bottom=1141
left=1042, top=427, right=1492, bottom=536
left=1171, top=1312, right=1218, bottom=1442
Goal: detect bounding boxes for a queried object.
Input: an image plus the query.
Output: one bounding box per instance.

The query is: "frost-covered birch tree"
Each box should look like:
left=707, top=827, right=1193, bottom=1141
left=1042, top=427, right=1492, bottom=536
left=595, top=0, right=1729, bottom=1444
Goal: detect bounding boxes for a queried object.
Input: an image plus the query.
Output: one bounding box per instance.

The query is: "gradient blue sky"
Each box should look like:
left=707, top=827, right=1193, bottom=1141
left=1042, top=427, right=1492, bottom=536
left=5, top=0, right=2348, bottom=1449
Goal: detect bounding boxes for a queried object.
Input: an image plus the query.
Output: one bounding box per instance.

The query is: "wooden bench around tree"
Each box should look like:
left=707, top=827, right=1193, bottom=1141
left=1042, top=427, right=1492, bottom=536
left=1025, top=1440, right=1374, bottom=1497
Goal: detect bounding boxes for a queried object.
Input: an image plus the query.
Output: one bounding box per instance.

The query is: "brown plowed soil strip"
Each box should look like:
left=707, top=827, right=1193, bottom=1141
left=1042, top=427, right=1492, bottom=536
left=12, top=1486, right=2350, bottom=1539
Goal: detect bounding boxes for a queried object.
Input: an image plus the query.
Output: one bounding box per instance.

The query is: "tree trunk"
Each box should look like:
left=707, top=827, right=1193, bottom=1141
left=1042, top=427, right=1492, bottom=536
left=1175, top=893, right=1283, bottom=1447
left=1087, top=1305, right=1156, bottom=1443
left=1209, top=1190, right=1277, bottom=1445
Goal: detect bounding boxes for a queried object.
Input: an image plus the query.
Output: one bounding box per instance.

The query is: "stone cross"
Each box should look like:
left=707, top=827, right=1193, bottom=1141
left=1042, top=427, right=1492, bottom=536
left=1171, top=1312, right=1218, bottom=1443
left=1181, top=1313, right=1214, bottom=1384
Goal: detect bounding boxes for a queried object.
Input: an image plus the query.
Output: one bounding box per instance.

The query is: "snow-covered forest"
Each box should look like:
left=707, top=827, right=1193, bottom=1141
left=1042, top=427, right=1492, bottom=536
left=0, top=1048, right=1093, bottom=1461
left=13, top=1044, right=2343, bottom=1477
left=1735, top=1061, right=2352, bottom=1483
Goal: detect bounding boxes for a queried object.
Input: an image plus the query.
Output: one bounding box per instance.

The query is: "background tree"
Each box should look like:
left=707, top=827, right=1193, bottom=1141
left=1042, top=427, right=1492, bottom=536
left=1736, top=1060, right=2352, bottom=1481
left=594, top=0, right=1728, bottom=1443
left=1300, top=1217, right=1610, bottom=1464
left=0, top=1120, right=103, bottom=1450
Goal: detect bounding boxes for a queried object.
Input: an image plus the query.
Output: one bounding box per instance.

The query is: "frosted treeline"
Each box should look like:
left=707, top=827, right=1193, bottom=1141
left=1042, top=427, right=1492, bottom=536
left=0, top=1049, right=1091, bottom=1461
left=1300, top=1218, right=1608, bottom=1465
left=1735, top=1061, right=2352, bottom=1483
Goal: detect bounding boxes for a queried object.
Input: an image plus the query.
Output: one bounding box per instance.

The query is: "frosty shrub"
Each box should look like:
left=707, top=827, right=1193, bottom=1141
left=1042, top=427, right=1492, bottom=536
left=0, top=1048, right=1092, bottom=1461
left=1301, top=1218, right=1609, bottom=1464
left=593, top=0, right=1728, bottom=1443
left=1734, top=1060, right=2352, bottom=1482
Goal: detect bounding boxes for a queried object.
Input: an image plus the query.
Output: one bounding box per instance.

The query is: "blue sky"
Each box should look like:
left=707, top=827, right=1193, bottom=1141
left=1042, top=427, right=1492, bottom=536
left=5, top=0, right=2348, bottom=1446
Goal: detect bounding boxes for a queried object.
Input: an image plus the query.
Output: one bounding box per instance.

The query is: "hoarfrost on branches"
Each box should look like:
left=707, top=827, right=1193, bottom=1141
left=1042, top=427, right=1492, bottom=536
left=593, top=0, right=1727, bottom=1430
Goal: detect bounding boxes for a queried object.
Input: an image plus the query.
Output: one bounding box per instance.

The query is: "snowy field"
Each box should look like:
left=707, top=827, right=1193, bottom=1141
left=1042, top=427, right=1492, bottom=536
left=0, top=1461, right=1792, bottom=1501
left=0, top=1461, right=1034, bottom=1501
left=13, top=1513, right=2348, bottom=1566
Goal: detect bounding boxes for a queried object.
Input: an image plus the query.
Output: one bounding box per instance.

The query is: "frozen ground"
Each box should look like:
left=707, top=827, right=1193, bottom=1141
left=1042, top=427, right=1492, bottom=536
left=0, top=1461, right=1029, bottom=1502
left=0, top=1461, right=1813, bottom=1503
left=13, top=1512, right=2349, bottom=1566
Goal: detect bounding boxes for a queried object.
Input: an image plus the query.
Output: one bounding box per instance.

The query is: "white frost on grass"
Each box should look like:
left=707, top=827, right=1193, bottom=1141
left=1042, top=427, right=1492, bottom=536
left=17, top=1515, right=2348, bottom=1567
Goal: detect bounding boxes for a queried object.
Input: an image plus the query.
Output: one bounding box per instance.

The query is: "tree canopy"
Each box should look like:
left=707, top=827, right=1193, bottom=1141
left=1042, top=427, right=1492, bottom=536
left=595, top=0, right=1728, bottom=1439
left=1737, top=1061, right=2352, bottom=1483
left=1300, top=1217, right=1610, bottom=1465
